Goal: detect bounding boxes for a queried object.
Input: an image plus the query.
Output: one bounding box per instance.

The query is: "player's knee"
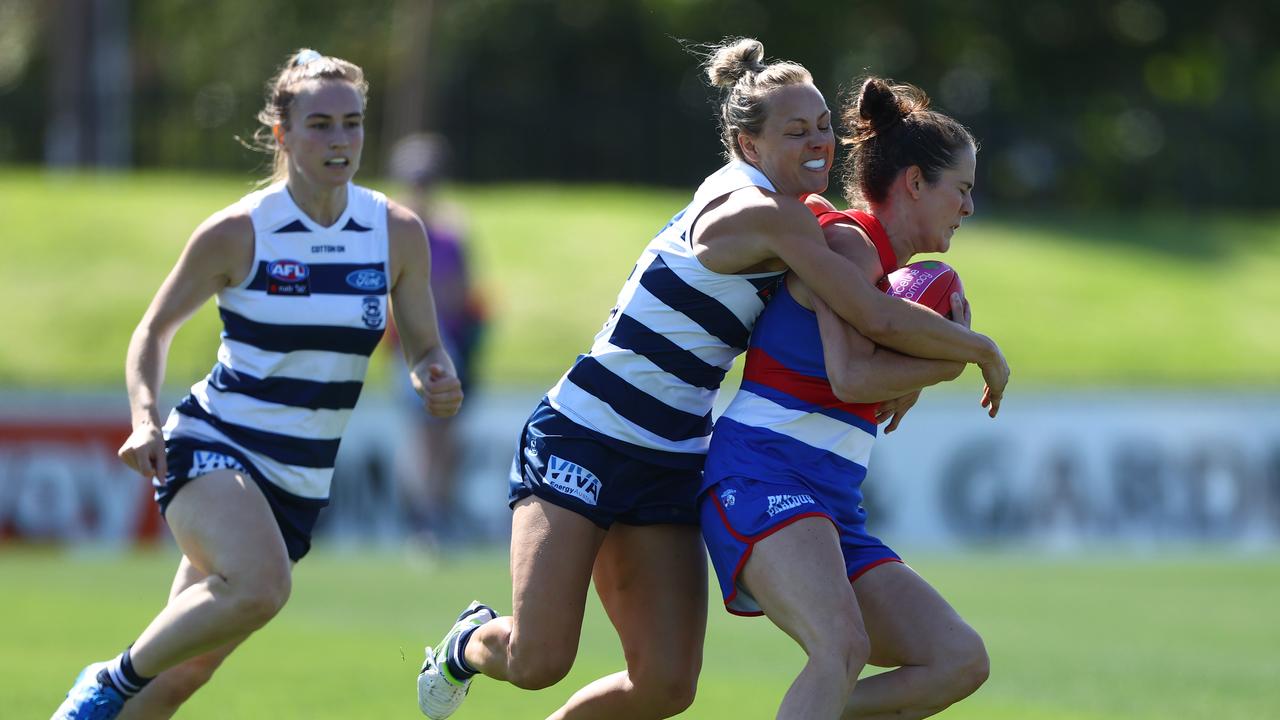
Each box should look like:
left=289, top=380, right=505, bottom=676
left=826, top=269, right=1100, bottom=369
left=630, top=655, right=701, bottom=716
left=642, top=674, right=699, bottom=717
left=505, top=644, right=574, bottom=690
left=228, top=572, right=292, bottom=629
left=939, top=628, right=989, bottom=701
left=806, top=608, right=869, bottom=688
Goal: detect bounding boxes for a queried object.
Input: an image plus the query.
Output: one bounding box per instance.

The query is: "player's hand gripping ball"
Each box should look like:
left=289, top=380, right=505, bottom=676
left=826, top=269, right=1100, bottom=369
left=885, top=261, right=964, bottom=316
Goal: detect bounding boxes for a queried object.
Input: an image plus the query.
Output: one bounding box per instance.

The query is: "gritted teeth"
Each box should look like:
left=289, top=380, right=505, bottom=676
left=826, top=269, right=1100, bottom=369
left=325, top=158, right=349, bottom=167
left=803, top=159, right=826, bottom=170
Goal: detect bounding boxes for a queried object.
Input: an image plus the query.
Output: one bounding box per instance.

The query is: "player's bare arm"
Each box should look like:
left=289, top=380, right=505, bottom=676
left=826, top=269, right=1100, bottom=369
left=118, top=209, right=253, bottom=479
left=811, top=295, right=964, bottom=404
left=791, top=228, right=964, bottom=404
left=387, top=201, right=462, bottom=418
left=766, top=196, right=1007, bottom=414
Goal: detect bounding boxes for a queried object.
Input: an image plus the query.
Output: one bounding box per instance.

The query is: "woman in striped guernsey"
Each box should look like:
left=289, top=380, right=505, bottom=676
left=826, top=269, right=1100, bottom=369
left=700, top=77, right=993, bottom=719
left=417, top=41, right=1009, bottom=720
left=52, top=50, right=463, bottom=720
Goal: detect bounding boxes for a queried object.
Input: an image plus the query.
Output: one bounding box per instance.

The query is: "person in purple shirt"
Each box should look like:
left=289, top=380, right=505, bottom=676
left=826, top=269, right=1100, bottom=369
left=389, top=133, right=487, bottom=543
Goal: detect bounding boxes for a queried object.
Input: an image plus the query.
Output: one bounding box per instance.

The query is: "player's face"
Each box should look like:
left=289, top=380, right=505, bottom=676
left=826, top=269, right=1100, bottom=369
left=739, top=83, right=834, bottom=197
left=282, top=80, right=365, bottom=187
left=916, top=143, right=976, bottom=253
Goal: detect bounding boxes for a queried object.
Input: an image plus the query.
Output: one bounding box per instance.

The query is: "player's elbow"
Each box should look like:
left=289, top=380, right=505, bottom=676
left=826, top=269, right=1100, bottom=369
left=940, top=361, right=966, bottom=382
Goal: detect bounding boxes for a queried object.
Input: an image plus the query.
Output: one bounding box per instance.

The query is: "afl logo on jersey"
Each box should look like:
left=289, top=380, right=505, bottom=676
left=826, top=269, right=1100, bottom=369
left=346, top=269, right=387, bottom=292
left=269, top=260, right=309, bottom=281
left=267, top=259, right=311, bottom=296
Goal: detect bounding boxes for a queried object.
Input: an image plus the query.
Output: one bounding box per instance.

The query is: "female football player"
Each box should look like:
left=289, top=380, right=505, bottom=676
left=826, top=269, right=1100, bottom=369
left=417, top=41, right=1007, bottom=720
left=700, top=76, right=992, bottom=719
left=53, top=49, right=462, bottom=720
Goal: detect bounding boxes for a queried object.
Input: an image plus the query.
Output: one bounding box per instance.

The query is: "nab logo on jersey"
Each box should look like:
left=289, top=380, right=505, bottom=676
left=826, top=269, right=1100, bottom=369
left=267, top=259, right=311, bottom=296
left=546, top=455, right=601, bottom=506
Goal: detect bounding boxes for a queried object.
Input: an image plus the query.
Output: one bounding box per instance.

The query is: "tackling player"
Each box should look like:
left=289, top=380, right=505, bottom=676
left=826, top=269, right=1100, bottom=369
left=416, top=41, right=1008, bottom=720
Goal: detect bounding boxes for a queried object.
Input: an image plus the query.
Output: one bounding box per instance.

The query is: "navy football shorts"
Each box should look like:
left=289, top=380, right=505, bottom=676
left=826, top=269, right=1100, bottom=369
left=508, top=400, right=702, bottom=528
left=159, top=436, right=327, bottom=561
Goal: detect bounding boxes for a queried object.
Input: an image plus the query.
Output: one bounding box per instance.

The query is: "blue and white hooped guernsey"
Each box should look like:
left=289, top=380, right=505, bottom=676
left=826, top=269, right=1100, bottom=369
left=546, top=160, right=786, bottom=462
left=162, top=181, right=390, bottom=500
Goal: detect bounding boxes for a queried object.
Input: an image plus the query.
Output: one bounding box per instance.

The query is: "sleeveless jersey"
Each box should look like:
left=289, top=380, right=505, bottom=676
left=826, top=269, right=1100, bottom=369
left=702, top=211, right=898, bottom=505
left=163, top=181, right=390, bottom=500
left=546, top=161, right=786, bottom=463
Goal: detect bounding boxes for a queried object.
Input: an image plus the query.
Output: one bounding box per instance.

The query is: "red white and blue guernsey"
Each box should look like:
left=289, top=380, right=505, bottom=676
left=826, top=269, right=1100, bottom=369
left=159, top=181, right=389, bottom=559
left=545, top=160, right=787, bottom=464
left=700, top=210, right=904, bottom=615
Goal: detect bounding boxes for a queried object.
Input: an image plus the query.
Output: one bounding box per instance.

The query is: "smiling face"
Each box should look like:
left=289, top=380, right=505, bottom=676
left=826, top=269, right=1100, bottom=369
left=913, top=142, right=977, bottom=253
left=280, top=80, right=365, bottom=187
left=737, top=83, right=835, bottom=197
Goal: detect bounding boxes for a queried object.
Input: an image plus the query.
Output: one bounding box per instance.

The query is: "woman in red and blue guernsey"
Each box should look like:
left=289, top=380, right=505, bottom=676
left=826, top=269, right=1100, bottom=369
left=701, top=77, right=997, bottom=720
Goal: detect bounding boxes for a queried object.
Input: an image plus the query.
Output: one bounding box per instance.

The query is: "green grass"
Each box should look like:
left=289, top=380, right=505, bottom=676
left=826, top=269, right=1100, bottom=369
left=1, top=168, right=1278, bottom=390
left=4, top=547, right=1278, bottom=718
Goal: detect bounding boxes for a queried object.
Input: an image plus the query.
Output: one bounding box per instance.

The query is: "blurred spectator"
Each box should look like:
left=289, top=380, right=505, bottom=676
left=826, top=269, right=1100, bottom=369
left=387, top=133, right=487, bottom=545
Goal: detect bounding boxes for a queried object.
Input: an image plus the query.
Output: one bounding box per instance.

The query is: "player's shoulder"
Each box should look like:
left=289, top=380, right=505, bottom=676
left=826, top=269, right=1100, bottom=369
left=712, top=186, right=814, bottom=235
left=385, top=199, right=426, bottom=233
left=191, top=203, right=254, bottom=249
left=385, top=199, right=428, bottom=246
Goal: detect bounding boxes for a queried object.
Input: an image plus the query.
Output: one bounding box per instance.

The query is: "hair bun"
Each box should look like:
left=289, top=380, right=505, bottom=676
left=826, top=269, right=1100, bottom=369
left=846, top=76, right=932, bottom=142
left=706, top=37, right=767, bottom=88
left=859, top=78, right=907, bottom=131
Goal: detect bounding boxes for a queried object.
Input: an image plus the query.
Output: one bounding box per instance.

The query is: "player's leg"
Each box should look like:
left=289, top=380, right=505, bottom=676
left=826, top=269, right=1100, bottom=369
left=53, top=469, right=290, bottom=719
left=127, top=468, right=293, bottom=676
left=549, top=521, right=706, bottom=719
left=118, top=557, right=248, bottom=719
left=418, top=496, right=605, bottom=718
left=743, top=517, right=869, bottom=720
left=841, top=562, right=989, bottom=719
left=463, top=496, right=606, bottom=687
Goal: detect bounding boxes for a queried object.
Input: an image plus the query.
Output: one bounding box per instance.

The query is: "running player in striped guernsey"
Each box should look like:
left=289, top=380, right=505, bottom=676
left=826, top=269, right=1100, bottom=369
left=418, top=41, right=1009, bottom=720
left=700, top=77, right=993, bottom=720
left=52, top=49, right=462, bottom=720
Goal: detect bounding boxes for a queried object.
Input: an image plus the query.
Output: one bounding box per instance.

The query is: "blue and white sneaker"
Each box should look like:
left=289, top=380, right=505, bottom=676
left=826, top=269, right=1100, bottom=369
left=417, top=601, right=498, bottom=719
left=51, top=662, right=125, bottom=720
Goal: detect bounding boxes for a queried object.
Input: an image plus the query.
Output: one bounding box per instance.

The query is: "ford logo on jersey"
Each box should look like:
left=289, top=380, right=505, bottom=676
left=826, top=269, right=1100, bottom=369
left=268, top=260, right=309, bottom=282
left=346, top=269, right=387, bottom=291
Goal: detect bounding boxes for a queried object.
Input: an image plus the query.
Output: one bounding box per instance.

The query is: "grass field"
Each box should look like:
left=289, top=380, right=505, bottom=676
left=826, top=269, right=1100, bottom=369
left=2, top=169, right=1279, bottom=390
left=4, top=546, right=1277, bottom=719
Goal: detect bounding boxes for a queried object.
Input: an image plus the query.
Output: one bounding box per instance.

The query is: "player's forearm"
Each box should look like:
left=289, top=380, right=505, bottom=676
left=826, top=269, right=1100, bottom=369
left=795, top=249, right=998, bottom=365
left=833, top=351, right=964, bottom=404
left=845, top=286, right=997, bottom=365
left=124, top=325, right=171, bottom=428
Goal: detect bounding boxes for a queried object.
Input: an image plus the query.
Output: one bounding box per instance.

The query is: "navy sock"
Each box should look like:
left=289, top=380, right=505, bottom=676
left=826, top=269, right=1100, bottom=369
left=96, top=646, right=153, bottom=698
left=444, top=625, right=480, bottom=682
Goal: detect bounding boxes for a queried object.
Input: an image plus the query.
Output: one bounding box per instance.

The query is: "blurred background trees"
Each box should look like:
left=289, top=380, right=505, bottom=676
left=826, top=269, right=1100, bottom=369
left=3, top=0, right=1278, bottom=208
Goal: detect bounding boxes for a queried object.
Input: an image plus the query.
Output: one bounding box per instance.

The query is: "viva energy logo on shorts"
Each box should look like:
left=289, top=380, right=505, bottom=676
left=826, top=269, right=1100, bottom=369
left=766, top=493, right=815, bottom=517
left=546, top=455, right=601, bottom=506
left=189, top=451, right=247, bottom=479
